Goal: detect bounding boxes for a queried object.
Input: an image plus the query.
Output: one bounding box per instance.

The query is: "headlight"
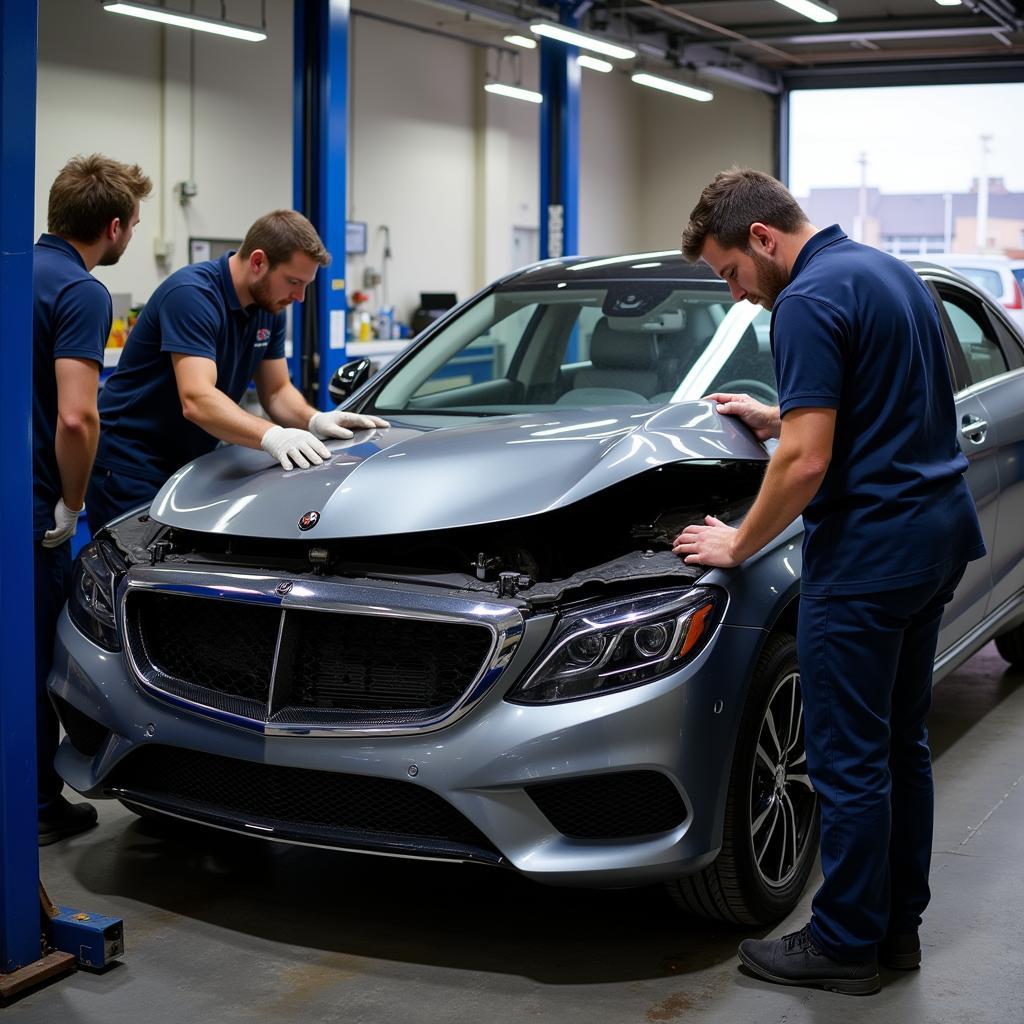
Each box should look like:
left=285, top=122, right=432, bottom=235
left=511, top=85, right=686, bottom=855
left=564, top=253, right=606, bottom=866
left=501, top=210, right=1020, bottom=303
left=508, top=588, right=721, bottom=705
left=68, top=539, right=123, bottom=651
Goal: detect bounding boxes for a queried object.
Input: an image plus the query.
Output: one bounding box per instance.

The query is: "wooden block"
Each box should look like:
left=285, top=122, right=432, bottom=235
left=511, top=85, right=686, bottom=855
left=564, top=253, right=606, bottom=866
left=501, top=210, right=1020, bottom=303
left=0, top=951, right=76, bottom=1001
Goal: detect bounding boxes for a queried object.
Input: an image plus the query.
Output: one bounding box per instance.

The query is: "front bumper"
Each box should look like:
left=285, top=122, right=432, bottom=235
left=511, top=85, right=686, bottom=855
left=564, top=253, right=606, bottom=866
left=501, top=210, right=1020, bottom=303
left=49, top=598, right=764, bottom=886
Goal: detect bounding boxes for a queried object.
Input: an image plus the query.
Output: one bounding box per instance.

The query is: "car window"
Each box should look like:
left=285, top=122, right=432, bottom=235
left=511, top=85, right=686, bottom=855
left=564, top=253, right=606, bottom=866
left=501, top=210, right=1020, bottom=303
left=940, top=290, right=1010, bottom=387
left=952, top=266, right=1004, bottom=300
left=370, top=284, right=764, bottom=414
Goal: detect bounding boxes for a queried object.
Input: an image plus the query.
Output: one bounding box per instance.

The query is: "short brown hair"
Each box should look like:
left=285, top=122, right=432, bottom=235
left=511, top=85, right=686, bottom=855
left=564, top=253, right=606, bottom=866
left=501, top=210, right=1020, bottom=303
left=681, top=167, right=808, bottom=262
left=238, top=210, right=331, bottom=268
left=47, top=154, right=152, bottom=243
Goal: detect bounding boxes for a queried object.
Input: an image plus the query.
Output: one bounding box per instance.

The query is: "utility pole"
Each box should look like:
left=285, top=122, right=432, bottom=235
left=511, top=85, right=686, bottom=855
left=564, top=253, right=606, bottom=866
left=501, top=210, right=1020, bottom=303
left=976, top=134, right=992, bottom=252
left=855, top=151, right=868, bottom=244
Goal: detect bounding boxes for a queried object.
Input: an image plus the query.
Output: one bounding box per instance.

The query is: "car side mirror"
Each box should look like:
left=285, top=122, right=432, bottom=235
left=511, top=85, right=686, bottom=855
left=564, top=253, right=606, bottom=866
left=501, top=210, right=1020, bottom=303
left=328, top=357, right=373, bottom=404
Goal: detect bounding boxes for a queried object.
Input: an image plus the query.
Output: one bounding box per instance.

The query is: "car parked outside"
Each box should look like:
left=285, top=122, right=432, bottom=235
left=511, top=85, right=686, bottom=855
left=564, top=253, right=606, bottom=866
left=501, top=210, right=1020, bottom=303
left=923, top=253, right=1024, bottom=330
left=48, top=251, right=1024, bottom=925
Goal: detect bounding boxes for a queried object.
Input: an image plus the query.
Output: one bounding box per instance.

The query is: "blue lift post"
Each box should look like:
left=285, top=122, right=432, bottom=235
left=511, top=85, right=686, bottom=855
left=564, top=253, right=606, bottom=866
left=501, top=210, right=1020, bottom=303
left=1, top=4, right=120, bottom=996
left=0, top=0, right=45, bottom=979
left=539, top=3, right=580, bottom=264
left=293, top=0, right=350, bottom=409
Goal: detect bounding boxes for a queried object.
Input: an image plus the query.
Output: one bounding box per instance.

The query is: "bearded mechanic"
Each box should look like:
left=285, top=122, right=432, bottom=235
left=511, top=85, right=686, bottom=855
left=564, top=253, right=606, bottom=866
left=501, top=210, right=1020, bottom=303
left=673, top=168, right=985, bottom=995
left=87, top=209, right=387, bottom=533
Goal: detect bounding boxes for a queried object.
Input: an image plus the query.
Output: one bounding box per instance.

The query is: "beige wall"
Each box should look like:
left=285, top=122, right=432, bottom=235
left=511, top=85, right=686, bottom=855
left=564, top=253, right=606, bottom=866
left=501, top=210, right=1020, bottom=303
left=953, top=217, right=1024, bottom=253
left=579, top=67, right=643, bottom=257
left=635, top=82, right=778, bottom=252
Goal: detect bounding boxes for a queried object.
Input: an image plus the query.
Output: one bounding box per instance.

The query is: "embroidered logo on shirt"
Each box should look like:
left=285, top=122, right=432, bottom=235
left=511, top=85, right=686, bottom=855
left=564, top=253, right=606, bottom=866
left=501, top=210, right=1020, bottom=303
left=255, top=327, right=271, bottom=346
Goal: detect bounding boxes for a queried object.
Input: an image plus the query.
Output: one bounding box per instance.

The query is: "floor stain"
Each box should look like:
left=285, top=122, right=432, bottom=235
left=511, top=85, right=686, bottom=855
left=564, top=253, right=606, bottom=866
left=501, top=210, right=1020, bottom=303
left=645, top=992, right=694, bottom=1021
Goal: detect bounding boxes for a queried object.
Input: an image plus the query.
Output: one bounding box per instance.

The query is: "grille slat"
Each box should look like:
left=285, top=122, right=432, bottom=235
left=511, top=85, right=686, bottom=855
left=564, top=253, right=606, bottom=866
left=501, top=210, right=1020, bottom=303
left=273, top=611, right=493, bottom=714
left=108, top=746, right=501, bottom=859
left=133, top=592, right=278, bottom=702
left=125, top=590, right=495, bottom=727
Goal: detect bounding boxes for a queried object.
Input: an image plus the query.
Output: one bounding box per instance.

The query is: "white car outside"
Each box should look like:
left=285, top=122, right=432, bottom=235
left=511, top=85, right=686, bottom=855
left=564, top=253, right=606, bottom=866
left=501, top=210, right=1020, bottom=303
left=924, top=253, right=1024, bottom=330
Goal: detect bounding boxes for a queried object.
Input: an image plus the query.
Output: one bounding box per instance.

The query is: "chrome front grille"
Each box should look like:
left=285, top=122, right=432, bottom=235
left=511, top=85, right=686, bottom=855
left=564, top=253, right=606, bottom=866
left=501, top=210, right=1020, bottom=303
left=121, top=572, right=523, bottom=734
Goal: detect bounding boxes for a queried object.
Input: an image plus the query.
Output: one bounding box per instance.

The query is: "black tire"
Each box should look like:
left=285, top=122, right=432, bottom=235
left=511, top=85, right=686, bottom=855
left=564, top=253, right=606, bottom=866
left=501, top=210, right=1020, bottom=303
left=667, top=632, right=819, bottom=925
left=995, top=624, right=1024, bottom=667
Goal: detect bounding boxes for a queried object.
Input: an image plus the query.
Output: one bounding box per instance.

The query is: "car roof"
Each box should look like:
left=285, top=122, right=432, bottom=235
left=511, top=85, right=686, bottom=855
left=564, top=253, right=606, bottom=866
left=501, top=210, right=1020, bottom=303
left=919, top=253, right=1024, bottom=269
left=502, top=251, right=722, bottom=286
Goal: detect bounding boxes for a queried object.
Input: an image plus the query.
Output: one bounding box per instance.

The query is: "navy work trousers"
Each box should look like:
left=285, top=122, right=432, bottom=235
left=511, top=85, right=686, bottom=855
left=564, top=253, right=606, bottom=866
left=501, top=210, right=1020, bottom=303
left=86, top=466, right=162, bottom=536
left=798, top=560, right=967, bottom=960
left=35, top=539, right=73, bottom=809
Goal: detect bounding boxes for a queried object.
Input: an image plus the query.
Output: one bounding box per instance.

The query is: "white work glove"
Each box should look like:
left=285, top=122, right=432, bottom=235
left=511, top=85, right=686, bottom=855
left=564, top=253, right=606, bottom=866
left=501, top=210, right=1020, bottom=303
left=260, top=425, right=331, bottom=471
left=307, top=410, right=390, bottom=441
left=41, top=498, right=82, bottom=548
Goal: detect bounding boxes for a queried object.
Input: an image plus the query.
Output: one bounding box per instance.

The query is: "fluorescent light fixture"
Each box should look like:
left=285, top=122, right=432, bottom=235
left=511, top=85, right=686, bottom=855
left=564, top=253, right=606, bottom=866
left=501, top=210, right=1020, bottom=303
left=578, top=55, right=613, bottom=73
left=933, top=0, right=962, bottom=5
left=102, top=2, right=267, bottom=40
left=772, top=0, right=838, bottom=23
left=504, top=34, right=537, bottom=49
left=484, top=83, right=543, bottom=104
left=530, top=22, right=636, bottom=60
left=631, top=72, right=713, bottom=103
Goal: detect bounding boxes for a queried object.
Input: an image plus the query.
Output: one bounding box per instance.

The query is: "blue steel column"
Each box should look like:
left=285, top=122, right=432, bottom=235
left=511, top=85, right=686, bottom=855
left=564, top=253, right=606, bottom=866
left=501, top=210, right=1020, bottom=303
left=293, top=0, right=349, bottom=408
left=0, top=0, right=41, bottom=973
left=538, top=4, right=580, bottom=261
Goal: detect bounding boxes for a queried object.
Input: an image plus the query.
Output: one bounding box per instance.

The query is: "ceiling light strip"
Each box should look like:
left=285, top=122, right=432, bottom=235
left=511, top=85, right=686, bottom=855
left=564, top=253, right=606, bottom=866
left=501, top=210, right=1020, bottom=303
left=484, top=83, right=543, bottom=104
left=504, top=34, right=537, bottom=49
left=631, top=72, right=713, bottom=102
left=772, top=0, right=839, bottom=24
left=530, top=22, right=636, bottom=60
left=102, top=2, right=267, bottom=42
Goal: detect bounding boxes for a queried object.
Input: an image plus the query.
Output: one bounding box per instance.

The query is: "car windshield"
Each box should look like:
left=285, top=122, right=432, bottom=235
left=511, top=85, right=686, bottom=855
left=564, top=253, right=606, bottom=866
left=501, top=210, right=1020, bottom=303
left=369, top=281, right=776, bottom=415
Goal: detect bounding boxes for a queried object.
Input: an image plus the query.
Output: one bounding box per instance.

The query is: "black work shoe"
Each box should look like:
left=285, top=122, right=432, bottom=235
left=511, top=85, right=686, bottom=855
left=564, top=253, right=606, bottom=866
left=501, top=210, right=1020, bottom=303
left=738, top=924, right=881, bottom=996
left=879, top=930, right=921, bottom=970
left=38, top=795, right=98, bottom=846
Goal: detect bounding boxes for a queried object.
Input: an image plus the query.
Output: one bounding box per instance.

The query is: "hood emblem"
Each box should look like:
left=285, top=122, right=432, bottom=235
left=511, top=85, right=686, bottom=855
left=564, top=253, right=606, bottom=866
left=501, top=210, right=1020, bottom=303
left=298, top=510, right=320, bottom=532
left=276, top=580, right=293, bottom=596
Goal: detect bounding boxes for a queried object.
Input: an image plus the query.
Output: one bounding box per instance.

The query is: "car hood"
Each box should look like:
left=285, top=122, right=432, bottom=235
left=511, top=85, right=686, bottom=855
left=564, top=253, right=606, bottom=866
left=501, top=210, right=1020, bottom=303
left=148, top=401, right=767, bottom=539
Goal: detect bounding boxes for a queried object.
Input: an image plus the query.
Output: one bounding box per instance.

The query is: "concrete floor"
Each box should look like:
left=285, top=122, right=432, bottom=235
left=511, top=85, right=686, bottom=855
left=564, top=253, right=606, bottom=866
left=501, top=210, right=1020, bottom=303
left=6, top=643, right=1023, bottom=1024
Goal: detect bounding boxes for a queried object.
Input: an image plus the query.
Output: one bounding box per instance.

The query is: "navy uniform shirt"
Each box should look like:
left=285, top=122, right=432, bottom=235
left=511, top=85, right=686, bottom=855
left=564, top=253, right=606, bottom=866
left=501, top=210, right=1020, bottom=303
left=96, top=253, right=286, bottom=484
left=33, top=234, right=111, bottom=540
left=770, top=224, right=986, bottom=595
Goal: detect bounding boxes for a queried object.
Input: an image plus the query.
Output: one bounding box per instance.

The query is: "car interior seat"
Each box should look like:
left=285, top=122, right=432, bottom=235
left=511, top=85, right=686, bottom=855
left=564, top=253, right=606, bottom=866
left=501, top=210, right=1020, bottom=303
left=556, top=318, right=661, bottom=405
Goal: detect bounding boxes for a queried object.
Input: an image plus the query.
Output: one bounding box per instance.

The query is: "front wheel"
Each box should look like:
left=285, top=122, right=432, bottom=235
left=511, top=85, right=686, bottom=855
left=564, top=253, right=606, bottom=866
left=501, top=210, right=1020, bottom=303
left=994, top=624, right=1024, bottom=667
left=667, top=633, right=819, bottom=924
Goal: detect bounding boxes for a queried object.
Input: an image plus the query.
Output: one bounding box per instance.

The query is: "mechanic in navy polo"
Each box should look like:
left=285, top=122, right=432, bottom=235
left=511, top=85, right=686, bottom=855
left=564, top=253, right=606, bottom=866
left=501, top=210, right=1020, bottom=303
left=87, top=210, right=388, bottom=533
left=675, top=169, right=985, bottom=995
left=34, top=154, right=152, bottom=844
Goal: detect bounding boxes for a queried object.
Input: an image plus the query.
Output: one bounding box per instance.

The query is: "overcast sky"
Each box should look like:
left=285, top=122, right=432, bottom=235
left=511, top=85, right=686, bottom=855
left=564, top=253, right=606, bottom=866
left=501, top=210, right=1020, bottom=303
left=788, top=83, right=1024, bottom=197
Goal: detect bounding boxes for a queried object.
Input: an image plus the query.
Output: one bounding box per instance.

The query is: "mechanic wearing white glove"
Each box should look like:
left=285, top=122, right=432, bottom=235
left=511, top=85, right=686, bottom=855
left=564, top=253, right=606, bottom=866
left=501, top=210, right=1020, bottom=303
left=41, top=498, right=83, bottom=549
left=33, top=155, right=152, bottom=844
left=87, top=211, right=391, bottom=531
left=259, top=411, right=390, bottom=471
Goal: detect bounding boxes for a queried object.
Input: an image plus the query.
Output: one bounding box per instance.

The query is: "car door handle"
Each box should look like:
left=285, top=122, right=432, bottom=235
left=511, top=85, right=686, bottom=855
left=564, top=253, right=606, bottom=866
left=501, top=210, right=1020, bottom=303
left=960, top=415, right=988, bottom=444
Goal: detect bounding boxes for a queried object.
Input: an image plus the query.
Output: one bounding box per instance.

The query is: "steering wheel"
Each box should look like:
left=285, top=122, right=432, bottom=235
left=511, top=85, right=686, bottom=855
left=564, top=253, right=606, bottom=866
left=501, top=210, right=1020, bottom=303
left=713, top=379, right=779, bottom=405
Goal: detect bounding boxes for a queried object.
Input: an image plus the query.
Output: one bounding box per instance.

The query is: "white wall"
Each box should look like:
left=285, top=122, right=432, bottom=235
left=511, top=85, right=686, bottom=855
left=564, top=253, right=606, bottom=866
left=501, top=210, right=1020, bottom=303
left=36, top=0, right=293, bottom=306
left=35, top=0, right=776, bottom=321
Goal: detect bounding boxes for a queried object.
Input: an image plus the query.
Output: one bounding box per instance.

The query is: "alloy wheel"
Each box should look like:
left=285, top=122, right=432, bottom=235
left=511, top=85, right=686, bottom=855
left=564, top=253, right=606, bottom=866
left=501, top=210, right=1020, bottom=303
left=748, top=670, right=817, bottom=890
